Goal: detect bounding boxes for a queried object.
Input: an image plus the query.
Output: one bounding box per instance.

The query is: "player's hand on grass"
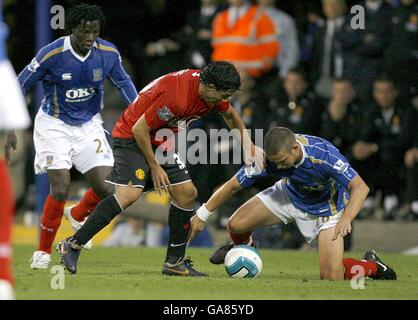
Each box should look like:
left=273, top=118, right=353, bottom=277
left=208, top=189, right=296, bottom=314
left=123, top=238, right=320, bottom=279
left=332, top=218, right=352, bottom=241
left=188, top=214, right=206, bottom=245
left=150, top=163, right=171, bottom=195
left=245, top=145, right=265, bottom=171
left=4, top=131, right=17, bottom=165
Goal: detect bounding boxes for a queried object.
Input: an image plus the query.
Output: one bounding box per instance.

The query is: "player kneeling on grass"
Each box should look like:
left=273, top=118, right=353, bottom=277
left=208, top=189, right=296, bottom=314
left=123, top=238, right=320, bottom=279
left=189, top=127, right=397, bottom=280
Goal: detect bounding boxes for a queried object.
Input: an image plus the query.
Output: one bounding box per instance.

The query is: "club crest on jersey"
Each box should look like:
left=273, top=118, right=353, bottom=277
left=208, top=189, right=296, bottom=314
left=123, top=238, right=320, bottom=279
left=93, top=68, right=103, bottom=81
left=157, top=106, right=174, bottom=121
left=46, top=155, right=54, bottom=165
left=135, top=169, right=145, bottom=180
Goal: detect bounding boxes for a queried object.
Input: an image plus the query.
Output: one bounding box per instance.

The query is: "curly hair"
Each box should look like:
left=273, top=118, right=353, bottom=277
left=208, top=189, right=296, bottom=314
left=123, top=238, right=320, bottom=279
left=200, top=61, right=241, bottom=92
left=65, top=3, right=106, bottom=34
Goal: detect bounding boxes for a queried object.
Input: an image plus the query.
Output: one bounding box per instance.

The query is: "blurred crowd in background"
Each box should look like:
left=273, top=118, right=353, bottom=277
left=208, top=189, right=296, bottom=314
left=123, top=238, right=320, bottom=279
left=3, top=0, right=418, bottom=250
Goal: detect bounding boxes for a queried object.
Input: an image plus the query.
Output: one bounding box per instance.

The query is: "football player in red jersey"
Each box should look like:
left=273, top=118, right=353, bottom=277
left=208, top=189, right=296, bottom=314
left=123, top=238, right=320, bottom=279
left=0, top=13, right=31, bottom=299
left=58, top=61, right=265, bottom=276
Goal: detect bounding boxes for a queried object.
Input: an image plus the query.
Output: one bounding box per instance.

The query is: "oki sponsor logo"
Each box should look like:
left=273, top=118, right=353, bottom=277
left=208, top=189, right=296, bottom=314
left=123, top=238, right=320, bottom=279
left=65, top=88, right=96, bottom=99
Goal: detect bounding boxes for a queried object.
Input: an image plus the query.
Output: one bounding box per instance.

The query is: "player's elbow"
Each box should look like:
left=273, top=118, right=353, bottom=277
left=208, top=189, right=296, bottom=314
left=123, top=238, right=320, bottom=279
left=364, top=183, right=370, bottom=197
left=350, top=176, right=370, bottom=198
left=132, top=121, right=149, bottom=144
left=358, top=179, right=370, bottom=197
left=131, top=122, right=143, bottom=137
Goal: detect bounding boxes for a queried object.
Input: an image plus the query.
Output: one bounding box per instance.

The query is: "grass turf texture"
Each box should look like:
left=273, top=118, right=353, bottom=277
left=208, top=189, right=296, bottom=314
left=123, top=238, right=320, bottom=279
left=14, top=245, right=418, bottom=299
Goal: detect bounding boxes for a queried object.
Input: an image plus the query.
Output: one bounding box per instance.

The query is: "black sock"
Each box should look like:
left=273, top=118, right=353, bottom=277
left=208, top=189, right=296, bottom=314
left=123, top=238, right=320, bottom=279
left=165, top=204, right=194, bottom=264
left=72, top=195, right=122, bottom=246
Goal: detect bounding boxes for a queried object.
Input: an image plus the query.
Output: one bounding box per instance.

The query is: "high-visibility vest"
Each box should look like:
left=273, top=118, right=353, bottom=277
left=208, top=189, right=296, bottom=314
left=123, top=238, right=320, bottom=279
left=211, top=6, right=280, bottom=77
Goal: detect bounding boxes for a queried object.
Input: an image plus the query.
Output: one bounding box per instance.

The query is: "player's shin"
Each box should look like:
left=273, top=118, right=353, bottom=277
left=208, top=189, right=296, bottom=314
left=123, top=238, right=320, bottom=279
left=71, top=195, right=122, bottom=246
left=165, top=204, right=194, bottom=264
left=38, top=195, right=66, bottom=253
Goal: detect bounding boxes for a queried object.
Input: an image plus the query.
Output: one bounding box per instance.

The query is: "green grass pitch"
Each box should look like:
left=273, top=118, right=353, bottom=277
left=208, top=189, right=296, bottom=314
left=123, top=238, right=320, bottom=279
left=13, top=245, right=418, bottom=300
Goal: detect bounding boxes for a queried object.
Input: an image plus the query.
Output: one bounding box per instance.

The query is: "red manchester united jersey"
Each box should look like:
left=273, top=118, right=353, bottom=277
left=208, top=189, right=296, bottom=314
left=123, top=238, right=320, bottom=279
left=112, top=69, right=230, bottom=145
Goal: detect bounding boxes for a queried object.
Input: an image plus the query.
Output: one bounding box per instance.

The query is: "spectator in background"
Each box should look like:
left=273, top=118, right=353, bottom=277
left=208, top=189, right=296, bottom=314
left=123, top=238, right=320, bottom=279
left=310, top=0, right=347, bottom=99
left=403, top=105, right=418, bottom=220
left=384, top=0, right=418, bottom=103
left=321, top=78, right=366, bottom=158
left=320, top=78, right=376, bottom=218
left=352, top=76, right=409, bottom=220
left=182, top=0, right=225, bottom=69
left=300, top=3, right=324, bottom=67
left=256, top=67, right=323, bottom=135
left=336, top=0, right=393, bottom=100
left=258, top=0, right=300, bottom=79
left=141, top=0, right=224, bottom=87
left=211, top=0, right=280, bottom=78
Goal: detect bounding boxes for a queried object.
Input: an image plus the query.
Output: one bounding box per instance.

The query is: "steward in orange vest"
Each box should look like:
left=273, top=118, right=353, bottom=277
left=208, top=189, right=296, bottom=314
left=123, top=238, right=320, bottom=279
left=212, top=4, right=280, bottom=77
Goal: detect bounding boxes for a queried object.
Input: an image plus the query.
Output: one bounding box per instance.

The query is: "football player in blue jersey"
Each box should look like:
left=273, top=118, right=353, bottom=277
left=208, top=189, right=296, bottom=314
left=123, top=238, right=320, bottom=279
left=13, top=3, right=137, bottom=269
left=189, top=127, right=397, bottom=280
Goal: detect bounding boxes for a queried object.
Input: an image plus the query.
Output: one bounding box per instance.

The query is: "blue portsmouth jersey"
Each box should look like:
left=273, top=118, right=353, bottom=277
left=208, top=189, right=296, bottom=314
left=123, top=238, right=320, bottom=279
left=18, top=36, right=137, bottom=125
left=235, top=134, right=359, bottom=217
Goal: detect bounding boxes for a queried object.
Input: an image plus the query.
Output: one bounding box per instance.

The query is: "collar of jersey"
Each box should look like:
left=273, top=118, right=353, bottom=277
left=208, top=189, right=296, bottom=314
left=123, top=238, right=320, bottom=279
left=64, top=36, right=96, bottom=62
left=293, top=140, right=307, bottom=168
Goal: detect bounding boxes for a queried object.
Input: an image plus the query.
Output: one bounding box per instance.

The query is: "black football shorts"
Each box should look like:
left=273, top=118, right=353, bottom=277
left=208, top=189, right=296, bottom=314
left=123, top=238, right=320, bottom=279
left=105, top=138, right=191, bottom=190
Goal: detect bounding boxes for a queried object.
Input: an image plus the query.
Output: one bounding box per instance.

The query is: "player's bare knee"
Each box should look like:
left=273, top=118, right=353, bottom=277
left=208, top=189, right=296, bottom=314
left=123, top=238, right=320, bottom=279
left=173, top=185, right=198, bottom=208
left=227, top=218, right=246, bottom=234
left=115, top=188, right=141, bottom=209
left=50, top=183, right=70, bottom=202
left=183, top=184, right=198, bottom=202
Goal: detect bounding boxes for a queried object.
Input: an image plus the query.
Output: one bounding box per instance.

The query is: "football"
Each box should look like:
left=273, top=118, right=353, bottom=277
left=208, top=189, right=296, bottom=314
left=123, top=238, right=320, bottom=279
left=224, top=245, right=263, bottom=278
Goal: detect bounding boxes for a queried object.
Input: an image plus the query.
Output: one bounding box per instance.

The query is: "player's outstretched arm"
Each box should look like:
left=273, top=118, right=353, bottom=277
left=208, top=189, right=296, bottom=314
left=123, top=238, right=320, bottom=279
left=332, top=175, right=370, bottom=241
left=220, top=105, right=265, bottom=170
left=188, top=176, right=243, bottom=244
left=205, top=176, right=243, bottom=213
left=108, top=54, right=137, bottom=105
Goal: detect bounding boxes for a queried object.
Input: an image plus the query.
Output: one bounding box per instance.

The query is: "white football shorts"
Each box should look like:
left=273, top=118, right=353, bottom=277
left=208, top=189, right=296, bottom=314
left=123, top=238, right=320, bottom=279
left=33, top=109, right=114, bottom=174
left=0, top=60, right=30, bottom=130
left=256, top=180, right=342, bottom=243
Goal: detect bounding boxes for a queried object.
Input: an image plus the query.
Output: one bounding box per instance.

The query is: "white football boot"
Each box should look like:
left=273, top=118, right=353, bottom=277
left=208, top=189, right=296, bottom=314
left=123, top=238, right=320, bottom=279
left=63, top=205, right=92, bottom=250
left=29, top=251, right=51, bottom=269
left=0, top=279, right=15, bottom=300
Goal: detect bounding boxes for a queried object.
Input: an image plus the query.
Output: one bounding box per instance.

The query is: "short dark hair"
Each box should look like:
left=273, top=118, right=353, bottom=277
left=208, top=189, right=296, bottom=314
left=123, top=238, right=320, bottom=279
left=200, top=61, right=241, bottom=91
left=287, top=66, right=308, bottom=81
left=374, top=74, right=396, bottom=88
left=66, top=3, right=106, bottom=34
left=333, top=77, right=353, bottom=84
left=264, top=127, right=296, bottom=157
